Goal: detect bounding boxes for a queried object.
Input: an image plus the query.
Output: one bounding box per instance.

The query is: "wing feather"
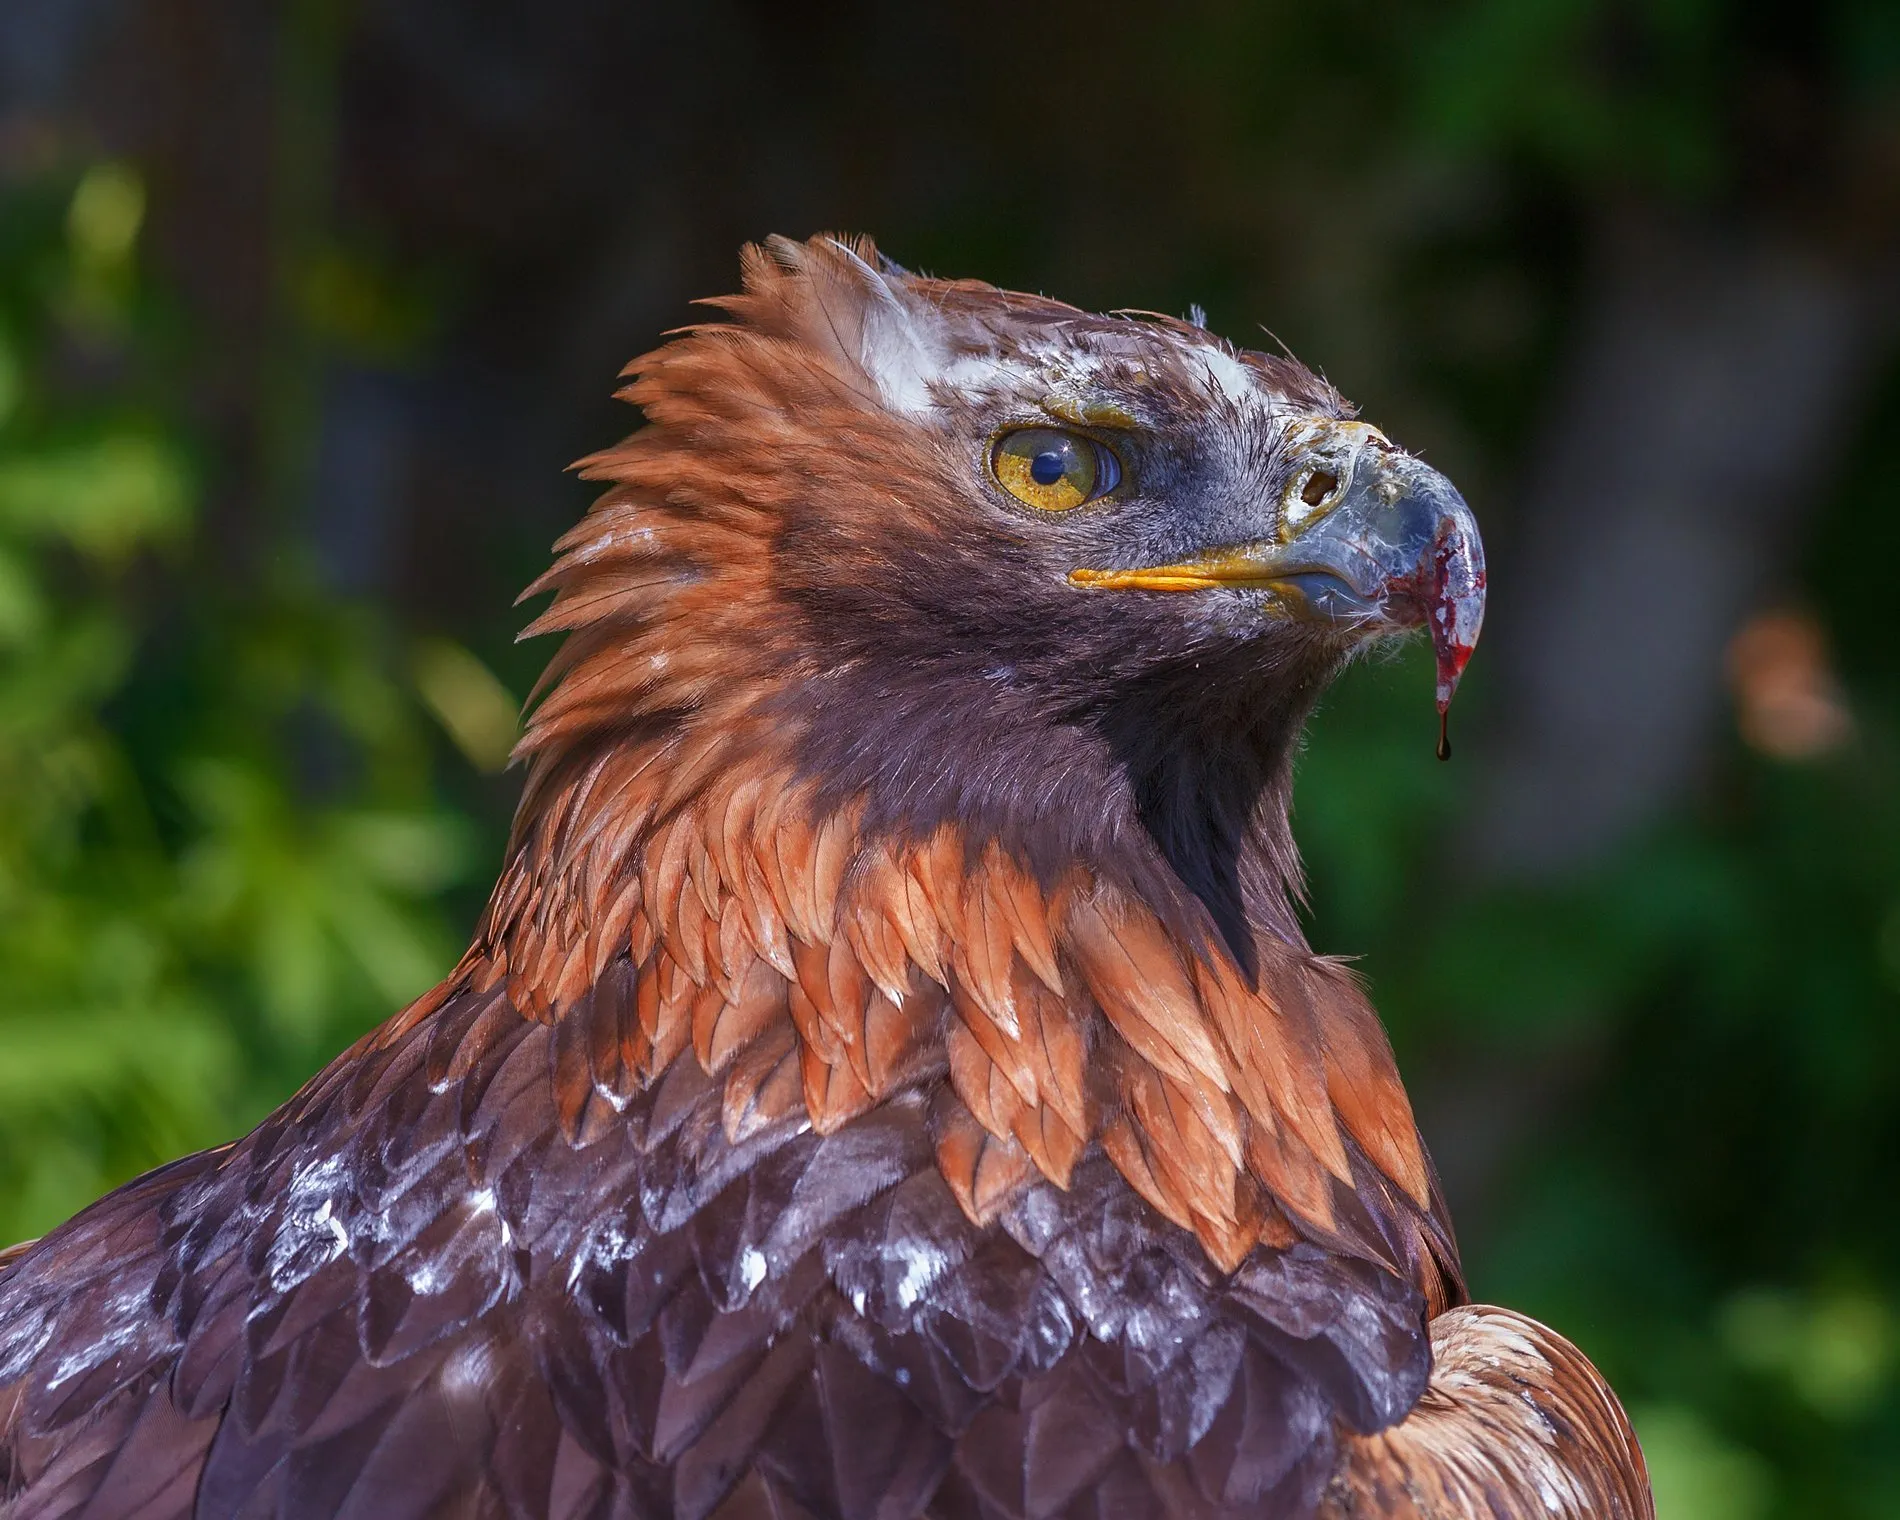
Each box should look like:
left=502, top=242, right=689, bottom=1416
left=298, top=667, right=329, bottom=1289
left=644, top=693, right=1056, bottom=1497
left=1322, top=1306, right=1652, bottom=1520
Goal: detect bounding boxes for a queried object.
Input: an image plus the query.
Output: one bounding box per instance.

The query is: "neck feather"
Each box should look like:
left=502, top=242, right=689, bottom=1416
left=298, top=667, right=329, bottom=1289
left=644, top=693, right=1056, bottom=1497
left=426, top=361, right=1454, bottom=1293
left=434, top=714, right=1451, bottom=1298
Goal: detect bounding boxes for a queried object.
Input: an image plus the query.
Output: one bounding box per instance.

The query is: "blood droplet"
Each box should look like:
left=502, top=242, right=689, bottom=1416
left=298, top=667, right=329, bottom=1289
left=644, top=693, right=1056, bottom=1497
left=1426, top=530, right=1481, bottom=764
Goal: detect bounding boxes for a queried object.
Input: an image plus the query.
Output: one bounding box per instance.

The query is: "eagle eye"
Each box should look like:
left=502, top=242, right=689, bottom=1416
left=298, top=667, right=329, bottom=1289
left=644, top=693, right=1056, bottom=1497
left=992, top=428, right=1121, bottom=512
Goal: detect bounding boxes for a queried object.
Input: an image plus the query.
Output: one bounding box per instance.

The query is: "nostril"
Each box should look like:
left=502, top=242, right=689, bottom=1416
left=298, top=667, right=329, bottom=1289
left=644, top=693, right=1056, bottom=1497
left=1301, top=469, right=1339, bottom=507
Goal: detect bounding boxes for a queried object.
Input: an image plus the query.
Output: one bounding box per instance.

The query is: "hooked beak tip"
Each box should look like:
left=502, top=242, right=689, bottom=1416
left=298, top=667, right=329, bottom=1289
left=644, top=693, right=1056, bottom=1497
left=1423, top=526, right=1486, bottom=716
left=1349, top=461, right=1485, bottom=722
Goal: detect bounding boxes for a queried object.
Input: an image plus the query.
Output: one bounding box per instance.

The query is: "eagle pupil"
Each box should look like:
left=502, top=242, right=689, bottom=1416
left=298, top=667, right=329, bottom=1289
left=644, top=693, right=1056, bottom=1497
left=1030, top=450, right=1067, bottom=486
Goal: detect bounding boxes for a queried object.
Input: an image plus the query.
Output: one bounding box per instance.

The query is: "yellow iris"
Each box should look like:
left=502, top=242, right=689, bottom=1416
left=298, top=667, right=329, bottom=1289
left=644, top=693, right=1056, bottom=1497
left=992, top=428, right=1119, bottom=512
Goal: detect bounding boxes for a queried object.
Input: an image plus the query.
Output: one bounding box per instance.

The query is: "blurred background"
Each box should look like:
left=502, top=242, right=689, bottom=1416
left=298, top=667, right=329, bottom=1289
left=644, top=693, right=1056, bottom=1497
left=0, top=0, right=1896, bottom=1512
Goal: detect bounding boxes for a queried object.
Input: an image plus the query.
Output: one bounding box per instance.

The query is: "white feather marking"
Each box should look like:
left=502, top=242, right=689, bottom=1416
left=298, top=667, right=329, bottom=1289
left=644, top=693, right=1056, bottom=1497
left=440, top=1337, right=497, bottom=1401
left=1196, top=345, right=1260, bottom=408
left=265, top=1153, right=355, bottom=1290
left=892, top=1240, right=951, bottom=1310
left=43, top=1284, right=151, bottom=1390
left=820, top=239, right=946, bottom=416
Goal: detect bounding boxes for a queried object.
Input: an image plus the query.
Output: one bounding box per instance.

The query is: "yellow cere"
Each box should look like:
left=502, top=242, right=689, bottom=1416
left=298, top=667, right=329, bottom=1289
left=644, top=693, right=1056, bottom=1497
left=991, top=428, right=1117, bottom=512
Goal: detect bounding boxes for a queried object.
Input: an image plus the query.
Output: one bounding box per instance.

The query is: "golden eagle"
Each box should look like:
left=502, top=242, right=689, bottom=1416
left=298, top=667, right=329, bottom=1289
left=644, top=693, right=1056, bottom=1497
left=0, top=236, right=1648, bottom=1519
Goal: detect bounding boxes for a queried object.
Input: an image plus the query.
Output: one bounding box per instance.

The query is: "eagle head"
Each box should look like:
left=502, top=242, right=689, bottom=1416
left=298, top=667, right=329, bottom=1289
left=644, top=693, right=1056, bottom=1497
left=518, top=234, right=1485, bottom=955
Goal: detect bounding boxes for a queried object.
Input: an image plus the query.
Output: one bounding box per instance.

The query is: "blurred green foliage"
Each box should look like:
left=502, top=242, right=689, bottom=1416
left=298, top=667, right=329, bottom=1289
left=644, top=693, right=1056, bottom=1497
left=1419, top=0, right=1900, bottom=187
left=0, top=162, right=493, bottom=1248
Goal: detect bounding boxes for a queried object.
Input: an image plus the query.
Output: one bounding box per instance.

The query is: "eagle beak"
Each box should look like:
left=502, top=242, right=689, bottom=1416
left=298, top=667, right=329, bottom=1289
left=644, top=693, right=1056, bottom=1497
left=1069, top=441, right=1487, bottom=715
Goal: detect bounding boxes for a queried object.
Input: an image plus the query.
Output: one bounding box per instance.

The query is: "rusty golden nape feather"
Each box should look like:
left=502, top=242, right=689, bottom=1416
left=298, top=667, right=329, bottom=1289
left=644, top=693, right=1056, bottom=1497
left=476, top=736, right=1446, bottom=1286
left=480, top=231, right=1463, bottom=1285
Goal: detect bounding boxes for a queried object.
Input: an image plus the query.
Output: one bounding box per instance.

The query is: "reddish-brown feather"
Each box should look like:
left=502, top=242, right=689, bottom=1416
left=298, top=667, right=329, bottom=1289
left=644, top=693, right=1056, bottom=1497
left=1307, top=964, right=1432, bottom=1209
left=648, top=954, right=695, bottom=1076
left=979, top=846, right=1065, bottom=996
left=1066, top=893, right=1232, bottom=1098
left=785, top=961, right=845, bottom=1070
left=946, top=878, right=1019, bottom=1040
left=1099, top=1114, right=1197, bottom=1237
left=759, top=808, right=817, bottom=945
left=587, top=873, right=642, bottom=983
left=721, top=1023, right=802, bottom=1143
left=1011, top=971, right=1088, bottom=1140
left=861, top=986, right=929, bottom=1097
left=800, top=1038, right=875, bottom=1134
left=1012, top=1101, right=1085, bottom=1191
left=1244, top=1108, right=1339, bottom=1235
left=695, top=957, right=783, bottom=1074
left=805, top=810, right=855, bottom=942
left=686, top=827, right=721, bottom=922
left=944, top=1017, right=1013, bottom=1140
left=841, top=891, right=913, bottom=1009
left=1115, top=1055, right=1242, bottom=1231
left=821, top=932, right=870, bottom=1029
left=932, top=1098, right=1035, bottom=1226
left=856, top=846, right=945, bottom=990
left=1199, top=948, right=1353, bottom=1188
left=944, top=977, right=1033, bottom=1108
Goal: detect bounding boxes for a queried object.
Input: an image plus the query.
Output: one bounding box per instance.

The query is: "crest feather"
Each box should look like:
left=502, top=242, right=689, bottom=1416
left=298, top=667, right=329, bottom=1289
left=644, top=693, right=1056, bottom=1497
left=724, top=232, right=947, bottom=415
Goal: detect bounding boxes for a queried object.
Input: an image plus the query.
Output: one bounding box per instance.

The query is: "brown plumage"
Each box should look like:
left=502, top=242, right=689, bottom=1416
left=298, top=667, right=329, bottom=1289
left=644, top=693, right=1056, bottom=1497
left=0, top=235, right=1649, bottom=1518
